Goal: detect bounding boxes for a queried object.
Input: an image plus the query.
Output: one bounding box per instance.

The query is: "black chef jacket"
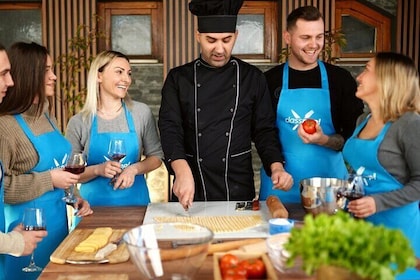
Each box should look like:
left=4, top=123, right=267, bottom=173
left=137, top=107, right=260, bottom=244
left=159, top=57, right=284, bottom=201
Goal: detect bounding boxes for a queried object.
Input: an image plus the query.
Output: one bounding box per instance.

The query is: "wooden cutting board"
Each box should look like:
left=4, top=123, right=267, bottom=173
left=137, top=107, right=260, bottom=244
left=50, top=228, right=129, bottom=264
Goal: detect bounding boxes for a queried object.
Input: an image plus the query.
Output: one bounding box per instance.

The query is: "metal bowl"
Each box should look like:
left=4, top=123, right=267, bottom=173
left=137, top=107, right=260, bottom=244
left=300, top=177, right=347, bottom=216
left=123, top=222, right=213, bottom=280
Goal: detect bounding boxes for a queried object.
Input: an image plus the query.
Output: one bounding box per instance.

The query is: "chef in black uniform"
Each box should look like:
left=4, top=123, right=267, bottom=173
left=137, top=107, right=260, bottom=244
left=158, top=0, right=293, bottom=209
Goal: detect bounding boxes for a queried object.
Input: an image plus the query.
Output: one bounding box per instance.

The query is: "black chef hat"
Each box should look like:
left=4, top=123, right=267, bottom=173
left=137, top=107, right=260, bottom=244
left=189, top=0, right=244, bottom=33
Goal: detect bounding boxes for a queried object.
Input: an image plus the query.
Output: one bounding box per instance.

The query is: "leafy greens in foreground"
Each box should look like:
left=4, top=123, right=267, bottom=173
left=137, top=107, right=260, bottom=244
left=284, top=211, right=416, bottom=280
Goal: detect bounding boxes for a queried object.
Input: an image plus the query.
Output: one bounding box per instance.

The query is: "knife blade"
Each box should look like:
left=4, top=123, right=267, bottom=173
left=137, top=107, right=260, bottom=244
left=67, top=259, right=109, bottom=264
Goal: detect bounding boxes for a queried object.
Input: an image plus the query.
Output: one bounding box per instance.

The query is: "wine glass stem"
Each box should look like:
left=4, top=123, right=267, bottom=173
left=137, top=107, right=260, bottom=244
left=67, top=184, right=74, bottom=197
left=29, top=252, right=36, bottom=266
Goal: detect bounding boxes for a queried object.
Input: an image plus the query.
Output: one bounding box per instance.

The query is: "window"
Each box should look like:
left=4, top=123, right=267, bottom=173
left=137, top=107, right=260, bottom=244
left=234, top=1, right=278, bottom=62
left=335, top=0, right=391, bottom=62
left=0, top=2, right=42, bottom=48
left=98, top=1, right=163, bottom=62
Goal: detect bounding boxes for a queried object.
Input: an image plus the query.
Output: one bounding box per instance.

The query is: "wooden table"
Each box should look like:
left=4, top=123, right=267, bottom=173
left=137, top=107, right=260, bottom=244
left=39, top=204, right=314, bottom=280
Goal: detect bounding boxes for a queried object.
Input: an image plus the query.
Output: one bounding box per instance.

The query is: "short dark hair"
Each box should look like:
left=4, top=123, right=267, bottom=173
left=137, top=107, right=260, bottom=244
left=0, top=43, right=5, bottom=51
left=286, top=6, right=323, bottom=31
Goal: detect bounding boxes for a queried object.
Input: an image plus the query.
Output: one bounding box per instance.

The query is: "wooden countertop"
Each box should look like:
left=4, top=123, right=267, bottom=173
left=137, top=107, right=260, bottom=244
left=39, top=204, right=314, bottom=280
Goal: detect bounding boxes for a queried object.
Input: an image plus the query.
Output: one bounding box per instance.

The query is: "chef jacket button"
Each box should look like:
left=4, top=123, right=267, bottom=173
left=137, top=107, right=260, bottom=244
left=225, top=132, right=229, bottom=137
left=222, top=158, right=226, bottom=162
left=197, top=107, right=201, bottom=112
left=197, top=83, right=201, bottom=87
left=232, top=84, right=236, bottom=88
left=198, top=132, right=202, bottom=137
left=230, top=108, right=234, bottom=113
left=199, top=158, right=203, bottom=162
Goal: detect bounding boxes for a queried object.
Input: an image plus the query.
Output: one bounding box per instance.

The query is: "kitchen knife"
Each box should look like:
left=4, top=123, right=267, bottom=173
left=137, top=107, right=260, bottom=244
left=95, top=241, right=118, bottom=260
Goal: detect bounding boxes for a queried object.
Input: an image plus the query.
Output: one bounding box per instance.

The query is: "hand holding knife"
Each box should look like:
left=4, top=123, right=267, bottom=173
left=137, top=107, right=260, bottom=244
left=182, top=199, right=192, bottom=212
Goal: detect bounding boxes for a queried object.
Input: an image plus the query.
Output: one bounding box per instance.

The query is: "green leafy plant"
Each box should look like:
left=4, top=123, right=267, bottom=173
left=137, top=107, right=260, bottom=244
left=279, top=29, right=346, bottom=64
left=55, top=16, right=105, bottom=115
left=284, top=211, right=416, bottom=280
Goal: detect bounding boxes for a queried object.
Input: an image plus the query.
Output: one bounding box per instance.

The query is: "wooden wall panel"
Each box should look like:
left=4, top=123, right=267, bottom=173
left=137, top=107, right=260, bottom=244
left=43, top=0, right=96, bottom=130
left=397, top=0, right=420, bottom=72
left=163, top=0, right=336, bottom=77
left=164, top=0, right=199, bottom=78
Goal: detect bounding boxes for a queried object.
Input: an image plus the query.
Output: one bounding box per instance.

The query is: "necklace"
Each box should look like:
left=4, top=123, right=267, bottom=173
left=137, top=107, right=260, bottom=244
left=97, top=104, right=123, bottom=116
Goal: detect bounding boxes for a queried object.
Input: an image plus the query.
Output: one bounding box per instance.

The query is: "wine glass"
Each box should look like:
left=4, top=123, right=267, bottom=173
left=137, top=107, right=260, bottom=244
left=337, top=174, right=366, bottom=216
left=22, top=208, right=46, bottom=272
left=108, top=139, right=126, bottom=186
left=63, top=152, right=86, bottom=204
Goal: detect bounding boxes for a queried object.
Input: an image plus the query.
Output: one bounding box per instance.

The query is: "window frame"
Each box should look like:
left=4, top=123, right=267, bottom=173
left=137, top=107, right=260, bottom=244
left=0, top=2, right=43, bottom=48
left=97, top=1, right=163, bottom=62
left=335, top=0, right=391, bottom=62
left=235, top=1, right=278, bottom=63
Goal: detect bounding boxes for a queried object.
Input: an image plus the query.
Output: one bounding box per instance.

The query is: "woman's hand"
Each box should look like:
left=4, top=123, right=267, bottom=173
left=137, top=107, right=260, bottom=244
left=95, top=161, right=122, bottom=179
left=73, top=197, right=93, bottom=217
left=348, top=196, right=376, bottom=218
left=112, top=165, right=137, bottom=190
left=50, top=169, right=80, bottom=190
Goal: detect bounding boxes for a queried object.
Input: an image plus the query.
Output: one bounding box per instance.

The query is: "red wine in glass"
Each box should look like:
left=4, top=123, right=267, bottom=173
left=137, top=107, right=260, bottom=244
left=63, top=153, right=86, bottom=204
left=64, top=165, right=85, bottom=174
left=340, top=190, right=364, bottom=201
left=108, top=139, right=126, bottom=186
left=110, top=153, right=126, bottom=162
left=22, top=208, right=46, bottom=272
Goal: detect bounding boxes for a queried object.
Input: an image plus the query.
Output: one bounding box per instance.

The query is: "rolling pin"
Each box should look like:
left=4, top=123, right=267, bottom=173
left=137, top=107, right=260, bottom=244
left=157, top=238, right=266, bottom=260
left=266, top=195, right=289, bottom=218
left=207, top=238, right=265, bottom=255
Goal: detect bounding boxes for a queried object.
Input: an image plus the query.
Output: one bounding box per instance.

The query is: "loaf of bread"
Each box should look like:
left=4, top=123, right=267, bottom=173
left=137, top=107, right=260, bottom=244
left=74, top=227, right=113, bottom=253
left=266, top=195, right=289, bottom=218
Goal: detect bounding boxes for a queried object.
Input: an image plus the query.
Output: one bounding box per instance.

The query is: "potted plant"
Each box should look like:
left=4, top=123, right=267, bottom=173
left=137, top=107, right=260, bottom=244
left=284, top=211, right=416, bottom=280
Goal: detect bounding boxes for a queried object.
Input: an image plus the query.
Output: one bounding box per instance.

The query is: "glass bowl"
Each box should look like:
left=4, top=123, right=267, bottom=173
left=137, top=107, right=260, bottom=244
left=123, top=222, right=214, bottom=280
left=266, top=233, right=306, bottom=277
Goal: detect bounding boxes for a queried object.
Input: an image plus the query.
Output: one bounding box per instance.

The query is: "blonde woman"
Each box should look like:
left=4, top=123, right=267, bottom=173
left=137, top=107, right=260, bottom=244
left=66, top=50, right=163, bottom=207
left=343, top=52, right=420, bottom=279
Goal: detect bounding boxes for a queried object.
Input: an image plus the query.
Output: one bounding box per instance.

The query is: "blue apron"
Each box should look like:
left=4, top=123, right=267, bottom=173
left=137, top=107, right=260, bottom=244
left=0, top=162, right=5, bottom=280
left=343, top=117, right=420, bottom=279
left=5, top=114, right=70, bottom=280
left=260, top=61, right=348, bottom=203
left=79, top=104, right=149, bottom=206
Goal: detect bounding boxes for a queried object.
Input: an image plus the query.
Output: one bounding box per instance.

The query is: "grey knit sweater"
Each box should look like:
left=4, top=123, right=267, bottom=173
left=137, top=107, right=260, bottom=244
left=366, top=112, right=420, bottom=212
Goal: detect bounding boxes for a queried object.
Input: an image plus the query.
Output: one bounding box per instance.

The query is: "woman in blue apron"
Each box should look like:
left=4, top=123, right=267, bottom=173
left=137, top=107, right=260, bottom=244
left=0, top=42, right=92, bottom=280
left=79, top=103, right=151, bottom=206
left=343, top=52, right=420, bottom=279
left=260, top=61, right=348, bottom=203
left=4, top=114, right=71, bottom=280
left=0, top=42, right=10, bottom=280
left=65, top=50, right=163, bottom=212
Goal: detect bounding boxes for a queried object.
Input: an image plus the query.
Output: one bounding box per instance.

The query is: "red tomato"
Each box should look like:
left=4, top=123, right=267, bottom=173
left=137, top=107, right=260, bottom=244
left=302, top=119, right=317, bottom=134
left=220, top=253, right=239, bottom=271
left=222, top=266, right=247, bottom=280
left=238, top=258, right=266, bottom=279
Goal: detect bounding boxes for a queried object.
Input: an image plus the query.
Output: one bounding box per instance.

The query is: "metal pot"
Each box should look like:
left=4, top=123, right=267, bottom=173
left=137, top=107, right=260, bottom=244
left=300, top=177, right=347, bottom=216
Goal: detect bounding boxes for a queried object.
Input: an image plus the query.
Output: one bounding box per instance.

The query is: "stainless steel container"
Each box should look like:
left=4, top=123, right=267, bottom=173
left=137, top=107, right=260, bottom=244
left=300, top=177, right=347, bottom=215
